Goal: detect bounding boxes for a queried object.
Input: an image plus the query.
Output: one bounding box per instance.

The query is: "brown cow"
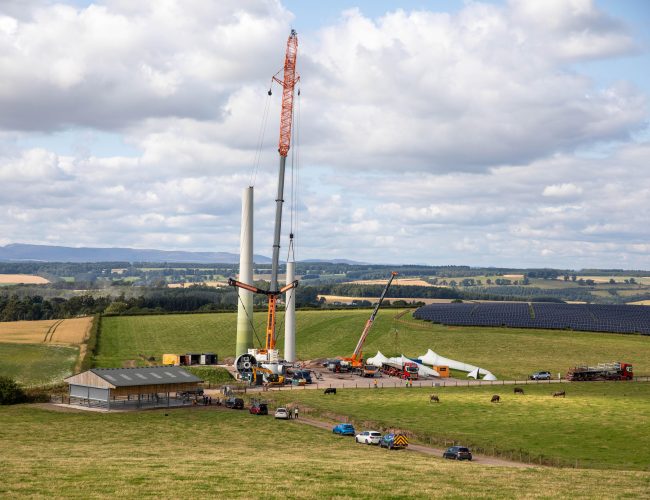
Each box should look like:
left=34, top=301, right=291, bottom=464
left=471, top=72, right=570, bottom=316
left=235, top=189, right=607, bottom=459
left=553, top=391, right=566, bottom=398
left=491, top=394, right=500, bottom=403
left=514, top=387, right=524, bottom=395
left=430, top=394, right=440, bottom=403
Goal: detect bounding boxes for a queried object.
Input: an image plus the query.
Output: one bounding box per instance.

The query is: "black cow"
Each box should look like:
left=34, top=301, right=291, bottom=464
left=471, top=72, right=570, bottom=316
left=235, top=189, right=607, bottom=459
left=324, top=388, right=337, bottom=395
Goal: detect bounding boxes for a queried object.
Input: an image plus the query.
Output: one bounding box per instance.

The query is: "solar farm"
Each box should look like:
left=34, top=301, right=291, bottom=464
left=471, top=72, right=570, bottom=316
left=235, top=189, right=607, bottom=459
left=414, top=302, right=650, bottom=335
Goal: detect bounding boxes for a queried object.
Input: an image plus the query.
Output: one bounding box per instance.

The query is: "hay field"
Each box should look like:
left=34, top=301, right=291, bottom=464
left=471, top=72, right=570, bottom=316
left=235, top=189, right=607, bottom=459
left=0, top=406, right=648, bottom=497
left=349, top=278, right=435, bottom=286
left=318, top=295, right=453, bottom=304
left=628, top=300, right=650, bottom=306
left=0, top=274, right=49, bottom=284
left=0, top=317, right=92, bottom=345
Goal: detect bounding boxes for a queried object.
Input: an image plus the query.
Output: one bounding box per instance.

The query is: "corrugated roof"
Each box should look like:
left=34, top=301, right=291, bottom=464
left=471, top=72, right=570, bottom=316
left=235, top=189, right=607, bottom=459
left=90, top=366, right=202, bottom=387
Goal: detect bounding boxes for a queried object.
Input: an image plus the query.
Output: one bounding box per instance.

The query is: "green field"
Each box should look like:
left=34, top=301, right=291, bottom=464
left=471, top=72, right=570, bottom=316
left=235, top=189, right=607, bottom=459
left=98, top=310, right=650, bottom=379
left=0, top=343, right=78, bottom=387
left=1, top=405, right=648, bottom=498
left=271, top=382, right=650, bottom=470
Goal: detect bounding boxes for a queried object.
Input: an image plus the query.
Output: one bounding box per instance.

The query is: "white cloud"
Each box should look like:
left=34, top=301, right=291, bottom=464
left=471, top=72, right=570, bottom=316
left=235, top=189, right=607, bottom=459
left=0, top=0, right=648, bottom=269
left=542, top=183, right=584, bottom=198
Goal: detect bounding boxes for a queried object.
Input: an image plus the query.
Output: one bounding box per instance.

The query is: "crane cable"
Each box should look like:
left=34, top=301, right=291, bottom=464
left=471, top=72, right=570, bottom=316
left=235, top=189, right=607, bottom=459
left=249, top=81, right=274, bottom=188
left=287, top=86, right=301, bottom=263
left=236, top=291, right=264, bottom=349
left=237, top=83, right=273, bottom=332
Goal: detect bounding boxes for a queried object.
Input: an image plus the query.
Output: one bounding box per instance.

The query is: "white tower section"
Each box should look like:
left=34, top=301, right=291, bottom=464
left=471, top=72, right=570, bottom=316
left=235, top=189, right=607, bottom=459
left=284, top=260, right=296, bottom=362
left=236, top=187, right=254, bottom=357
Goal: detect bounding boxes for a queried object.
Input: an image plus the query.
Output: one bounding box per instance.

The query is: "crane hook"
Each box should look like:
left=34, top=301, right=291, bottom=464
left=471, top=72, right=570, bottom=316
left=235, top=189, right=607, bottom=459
left=268, top=88, right=272, bottom=96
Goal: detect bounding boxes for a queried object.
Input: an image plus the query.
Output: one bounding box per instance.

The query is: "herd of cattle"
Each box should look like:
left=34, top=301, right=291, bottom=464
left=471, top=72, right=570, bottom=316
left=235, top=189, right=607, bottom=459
left=428, top=389, right=567, bottom=403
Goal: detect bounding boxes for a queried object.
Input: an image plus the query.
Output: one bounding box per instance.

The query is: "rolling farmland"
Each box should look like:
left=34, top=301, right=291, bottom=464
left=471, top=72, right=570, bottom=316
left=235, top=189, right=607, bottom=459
left=98, top=310, right=650, bottom=378
left=0, top=406, right=648, bottom=497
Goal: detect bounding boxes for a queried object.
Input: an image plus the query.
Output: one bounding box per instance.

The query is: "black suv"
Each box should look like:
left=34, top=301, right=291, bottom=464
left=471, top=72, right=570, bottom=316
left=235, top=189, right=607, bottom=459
left=225, top=397, right=244, bottom=409
left=443, top=446, right=472, bottom=461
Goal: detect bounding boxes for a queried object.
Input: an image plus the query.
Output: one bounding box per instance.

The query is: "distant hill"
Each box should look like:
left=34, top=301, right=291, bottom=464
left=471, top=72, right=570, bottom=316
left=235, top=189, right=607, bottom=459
left=0, top=243, right=271, bottom=264
left=300, top=258, right=369, bottom=265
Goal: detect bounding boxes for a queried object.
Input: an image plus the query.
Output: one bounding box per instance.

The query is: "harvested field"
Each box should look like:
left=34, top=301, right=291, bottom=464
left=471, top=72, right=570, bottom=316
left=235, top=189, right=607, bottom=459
left=0, top=274, right=49, bottom=284
left=349, top=278, right=435, bottom=286
left=318, top=295, right=453, bottom=305
left=0, top=317, right=92, bottom=345
left=628, top=300, right=650, bottom=306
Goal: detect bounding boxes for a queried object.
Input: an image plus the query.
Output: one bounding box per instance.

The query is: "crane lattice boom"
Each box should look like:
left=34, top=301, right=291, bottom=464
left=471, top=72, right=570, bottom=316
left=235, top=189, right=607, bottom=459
left=273, top=29, right=299, bottom=157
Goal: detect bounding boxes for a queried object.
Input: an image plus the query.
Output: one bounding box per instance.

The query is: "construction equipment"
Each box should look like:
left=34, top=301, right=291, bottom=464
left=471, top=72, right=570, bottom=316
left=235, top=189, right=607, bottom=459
left=229, top=30, right=300, bottom=364
left=381, top=361, right=419, bottom=380
left=339, top=272, right=398, bottom=370
left=566, top=362, right=633, bottom=381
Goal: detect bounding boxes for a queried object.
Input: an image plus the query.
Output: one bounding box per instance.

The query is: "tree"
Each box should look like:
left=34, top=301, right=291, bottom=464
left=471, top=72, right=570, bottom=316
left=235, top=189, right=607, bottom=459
left=0, top=377, right=26, bottom=405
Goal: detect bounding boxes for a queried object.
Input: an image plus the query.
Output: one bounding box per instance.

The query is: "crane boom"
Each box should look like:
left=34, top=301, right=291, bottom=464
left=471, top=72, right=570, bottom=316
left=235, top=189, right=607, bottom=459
left=348, top=272, right=398, bottom=365
left=273, top=29, right=299, bottom=158
left=229, top=30, right=300, bottom=358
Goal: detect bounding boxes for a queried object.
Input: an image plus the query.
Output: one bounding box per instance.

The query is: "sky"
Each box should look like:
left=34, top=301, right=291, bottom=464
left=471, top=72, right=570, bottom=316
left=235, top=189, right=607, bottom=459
left=0, top=0, right=649, bottom=269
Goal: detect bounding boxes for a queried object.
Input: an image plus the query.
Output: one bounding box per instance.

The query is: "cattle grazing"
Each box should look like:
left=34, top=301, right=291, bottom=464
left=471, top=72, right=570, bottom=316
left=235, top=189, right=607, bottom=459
left=429, top=394, right=440, bottom=403
left=553, top=391, right=566, bottom=398
left=514, top=387, right=524, bottom=395
left=491, top=394, right=501, bottom=403
left=324, top=387, right=337, bottom=395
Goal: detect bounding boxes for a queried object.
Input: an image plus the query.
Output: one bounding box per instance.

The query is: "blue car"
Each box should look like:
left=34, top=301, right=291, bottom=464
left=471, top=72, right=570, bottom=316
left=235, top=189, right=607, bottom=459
left=332, top=423, right=355, bottom=436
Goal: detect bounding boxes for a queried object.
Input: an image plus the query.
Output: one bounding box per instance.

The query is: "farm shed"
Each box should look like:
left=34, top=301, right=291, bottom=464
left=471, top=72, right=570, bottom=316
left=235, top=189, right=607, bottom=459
left=64, top=366, right=203, bottom=411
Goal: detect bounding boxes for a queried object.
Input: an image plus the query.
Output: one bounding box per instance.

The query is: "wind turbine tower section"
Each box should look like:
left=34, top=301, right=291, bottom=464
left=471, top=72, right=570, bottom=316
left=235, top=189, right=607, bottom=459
left=235, top=186, right=254, bottom=357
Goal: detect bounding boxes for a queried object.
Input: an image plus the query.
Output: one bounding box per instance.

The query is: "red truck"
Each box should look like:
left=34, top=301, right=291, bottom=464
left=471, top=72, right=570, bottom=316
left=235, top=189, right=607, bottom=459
left=381, top=361, right=419, bottom=380
left=566, top=362, right=633, bottom=381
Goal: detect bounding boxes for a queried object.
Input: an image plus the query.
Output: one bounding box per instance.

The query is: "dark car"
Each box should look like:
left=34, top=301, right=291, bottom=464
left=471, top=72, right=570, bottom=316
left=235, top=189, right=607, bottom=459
left=225, top=397, right=244, bottom=409
left=443, top=446, right=472, bottom=461
left=249, top=403, right=268, bottom=415
left=529, top=371, right=552, bottom=380
left=380, top=433, right=408, bottom=450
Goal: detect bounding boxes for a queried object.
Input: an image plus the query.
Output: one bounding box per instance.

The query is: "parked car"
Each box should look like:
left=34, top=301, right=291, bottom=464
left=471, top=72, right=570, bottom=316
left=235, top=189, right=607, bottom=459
left=379, top=433, right=408, bottom=450
left=443, top=446, right=473, bottom=461
left=355, top=431, right=382, bottom=445
left=249, top=403, right=268, bottom=415
left=332, top=423, right=356, bottom=436
left=529, top=371, right=552, bottom=380
left=224, top=397, right=244, bottom=409
left=274, top=407, right=289, bottom=420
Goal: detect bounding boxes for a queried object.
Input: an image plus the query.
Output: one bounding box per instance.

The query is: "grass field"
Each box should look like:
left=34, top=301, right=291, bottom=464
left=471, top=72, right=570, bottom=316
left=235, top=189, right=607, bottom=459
left=272, top=382, right=650, bottom=470
left=0, top=343, right=78, bottom=386
left=1, top=406, right=648, bottom=498
left=98, top=310, right=650, bottom=378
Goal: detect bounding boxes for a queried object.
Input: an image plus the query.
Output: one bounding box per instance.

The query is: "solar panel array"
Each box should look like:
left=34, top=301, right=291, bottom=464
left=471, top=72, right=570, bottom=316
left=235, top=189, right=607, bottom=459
left=413, top=303, right=650, bottom=335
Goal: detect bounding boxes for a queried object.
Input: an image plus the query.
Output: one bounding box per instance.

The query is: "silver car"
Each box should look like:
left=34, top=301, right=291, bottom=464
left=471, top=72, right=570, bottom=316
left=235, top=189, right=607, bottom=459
left=529, top=371, right=552, bottom=380
left=355, top=431, right=382, bottom=445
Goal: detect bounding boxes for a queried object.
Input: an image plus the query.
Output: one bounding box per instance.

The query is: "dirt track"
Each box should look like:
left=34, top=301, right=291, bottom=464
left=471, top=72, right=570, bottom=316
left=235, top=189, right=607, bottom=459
left=293, top=417, right=533, bottom=468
